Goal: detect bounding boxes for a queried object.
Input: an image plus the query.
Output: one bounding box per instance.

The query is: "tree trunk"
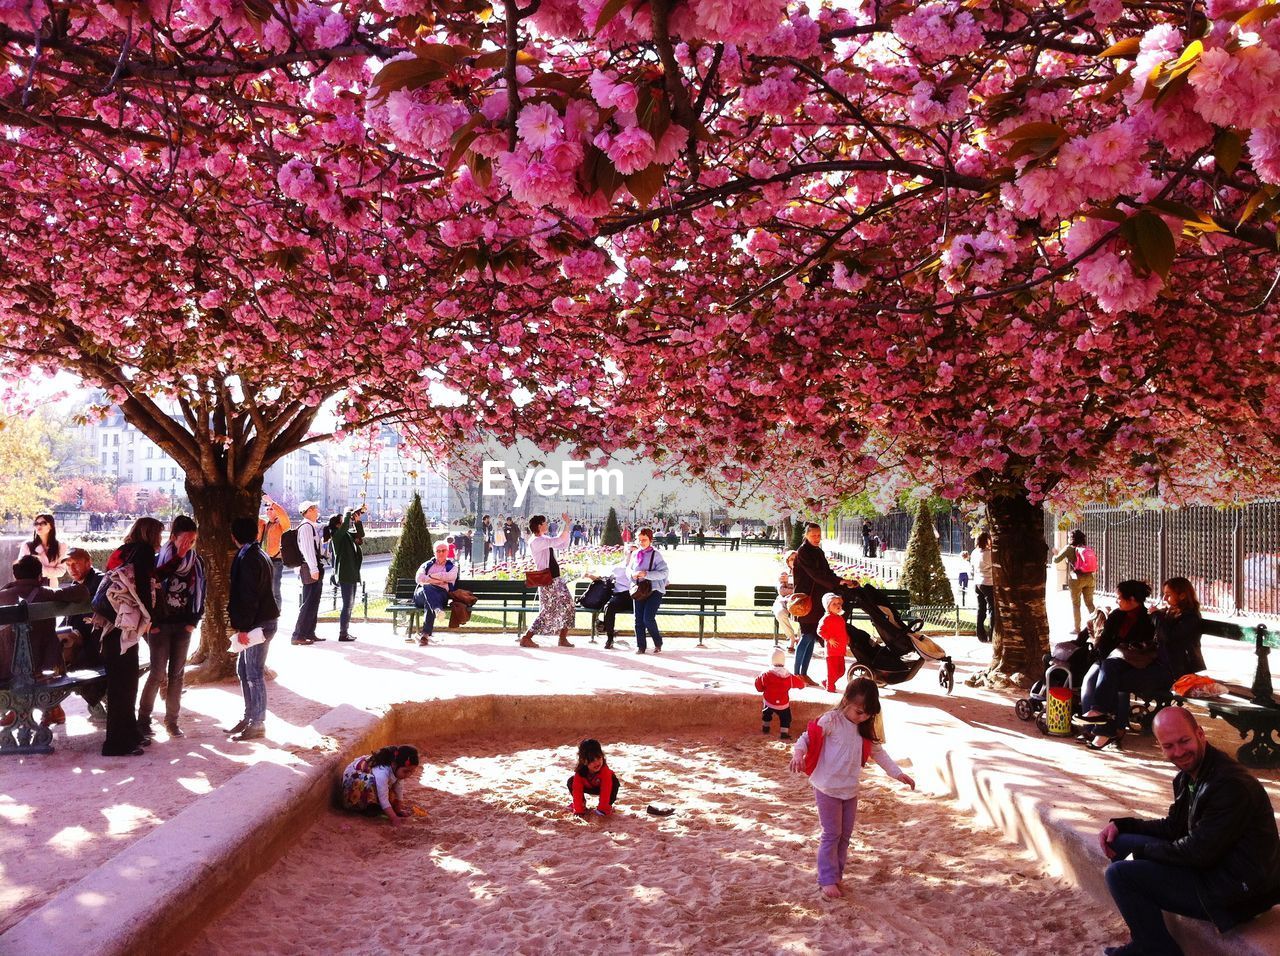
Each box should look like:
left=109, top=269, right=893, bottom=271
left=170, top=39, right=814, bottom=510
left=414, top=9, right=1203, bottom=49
left=970, top=489, right=1050, bottom=689
left=185, top=479, right=264, bottom=684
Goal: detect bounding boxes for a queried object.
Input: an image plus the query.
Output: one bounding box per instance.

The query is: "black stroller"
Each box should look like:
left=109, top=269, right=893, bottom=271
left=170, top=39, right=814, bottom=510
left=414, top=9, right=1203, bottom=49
left=1014, top=626, right=1096, bottom=733
left=840, top=583, right=956, bottom=694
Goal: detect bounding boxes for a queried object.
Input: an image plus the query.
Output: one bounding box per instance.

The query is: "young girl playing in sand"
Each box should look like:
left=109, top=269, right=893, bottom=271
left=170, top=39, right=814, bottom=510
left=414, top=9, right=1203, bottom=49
left=818, top=593, right=849, bottom=693
left=567, top=739, right=620, bottom=817
left=788, top=678, right=915, bottom=899
left=341, top=745, right=420, bottom=826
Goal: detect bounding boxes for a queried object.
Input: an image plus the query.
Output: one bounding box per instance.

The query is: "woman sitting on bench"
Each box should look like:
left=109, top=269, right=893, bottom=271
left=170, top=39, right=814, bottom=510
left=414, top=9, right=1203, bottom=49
left=1078, top=579, right=1159, bottom=751
left=1078, top=578, right=1204, bottom=751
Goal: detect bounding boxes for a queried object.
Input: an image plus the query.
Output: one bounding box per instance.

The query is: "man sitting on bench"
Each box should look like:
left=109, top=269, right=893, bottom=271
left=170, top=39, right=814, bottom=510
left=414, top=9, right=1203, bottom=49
left=1099, top=707, right=1280, bottom=955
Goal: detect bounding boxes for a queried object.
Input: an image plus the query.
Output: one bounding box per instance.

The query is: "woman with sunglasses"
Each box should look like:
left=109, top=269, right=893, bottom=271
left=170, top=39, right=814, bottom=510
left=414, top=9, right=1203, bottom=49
left=19, top=513, right=65, bottom=586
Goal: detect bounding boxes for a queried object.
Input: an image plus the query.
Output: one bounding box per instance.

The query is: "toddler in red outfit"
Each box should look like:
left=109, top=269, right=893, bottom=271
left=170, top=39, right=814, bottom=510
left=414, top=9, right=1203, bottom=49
left=567, top=738, right=620, bottom=816
left=755, top=647, right=807, bottom=739
left=818, top=593, right=849, bottom=693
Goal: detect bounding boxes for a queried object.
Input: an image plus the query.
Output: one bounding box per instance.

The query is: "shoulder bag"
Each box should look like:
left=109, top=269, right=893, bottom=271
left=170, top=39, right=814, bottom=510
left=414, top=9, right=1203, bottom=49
left=631, top=549, right=656, bottom=602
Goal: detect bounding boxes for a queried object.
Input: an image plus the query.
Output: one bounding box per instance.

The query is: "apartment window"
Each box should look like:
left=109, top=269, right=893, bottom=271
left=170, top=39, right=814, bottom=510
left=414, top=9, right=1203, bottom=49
left=113, top=434, right=120, bottom=446
left=146, top=467, right=153, bottom=481
left=126, top=450, right=134, bottom=464
left=170, top=468, right=177, bottom=479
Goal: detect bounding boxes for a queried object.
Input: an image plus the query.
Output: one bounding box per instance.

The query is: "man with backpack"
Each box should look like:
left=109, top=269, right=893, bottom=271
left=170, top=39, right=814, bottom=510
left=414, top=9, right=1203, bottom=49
left=288, top=501, right=325, bottom=646
left=1054, top=529, right=1098, bottom=634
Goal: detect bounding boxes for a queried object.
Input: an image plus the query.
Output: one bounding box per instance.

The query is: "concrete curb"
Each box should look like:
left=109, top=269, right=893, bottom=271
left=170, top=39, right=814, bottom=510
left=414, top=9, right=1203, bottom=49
left=0, top=692, right=827, bottom=955
left=0, top=704, right=386, bottom=956
left=910, top=701, right=1280, bottom=956
left=6, top=688, right=1277, bottom=955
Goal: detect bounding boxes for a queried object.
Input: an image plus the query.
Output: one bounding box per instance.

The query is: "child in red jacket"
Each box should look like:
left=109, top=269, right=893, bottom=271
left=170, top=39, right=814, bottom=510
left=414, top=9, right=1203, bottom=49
left=567, top=738, right=620, bottom=816
left=819, top=593, right=849, bottom=693
left=755, top=647, right=807, bottom=740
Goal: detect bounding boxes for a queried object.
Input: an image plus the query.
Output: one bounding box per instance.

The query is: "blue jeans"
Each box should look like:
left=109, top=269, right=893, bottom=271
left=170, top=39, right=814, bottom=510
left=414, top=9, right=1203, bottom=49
left=338, top=583, right=357, bottom=637
left=1106, top=834, right=1209, bottom=955
left=794, top=624, right=818, bottom=678
left=634, top=593, right=663, bottom=650
left=270, top=557, right=284, bottom=612
left=236, top=621, right=277, bottom=722
left=293, top=577, right=322, bottom=640
left=1083, top=659, right=1173, bottom=729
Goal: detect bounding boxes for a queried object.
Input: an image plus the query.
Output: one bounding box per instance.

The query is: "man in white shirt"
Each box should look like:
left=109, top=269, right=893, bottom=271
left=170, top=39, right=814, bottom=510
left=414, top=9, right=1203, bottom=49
left=291, top=501, right=326, bottom=646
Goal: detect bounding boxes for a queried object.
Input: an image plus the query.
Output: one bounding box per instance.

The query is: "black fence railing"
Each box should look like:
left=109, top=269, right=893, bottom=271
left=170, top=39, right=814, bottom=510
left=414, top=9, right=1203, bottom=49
left=834, top=501, right=1280, bottom=619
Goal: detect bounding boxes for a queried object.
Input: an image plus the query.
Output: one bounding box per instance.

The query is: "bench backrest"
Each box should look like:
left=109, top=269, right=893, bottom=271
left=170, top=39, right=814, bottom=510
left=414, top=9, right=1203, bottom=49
left=659, top=584, right=727, bottom=608
left=1200, top=618, right=1247, bottom=642
left=754, top=585, right=777, bottom=607
left=392, top=578, right=416, bottom=600
left=456, top=580, right=538, bottom=600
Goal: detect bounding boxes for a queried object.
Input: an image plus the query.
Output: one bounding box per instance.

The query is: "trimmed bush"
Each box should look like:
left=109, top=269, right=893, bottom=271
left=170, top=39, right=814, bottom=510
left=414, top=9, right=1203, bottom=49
left=901, top=498, right=954, bottom=606
left=601, top=507, right=622, bottom=547
left=385, top=492, right=434, bottom=594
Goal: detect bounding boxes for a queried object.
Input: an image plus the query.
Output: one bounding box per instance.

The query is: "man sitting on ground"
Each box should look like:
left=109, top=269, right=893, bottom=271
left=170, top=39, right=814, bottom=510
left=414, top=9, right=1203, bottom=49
left=1099, top=707, right=1280, bottom=955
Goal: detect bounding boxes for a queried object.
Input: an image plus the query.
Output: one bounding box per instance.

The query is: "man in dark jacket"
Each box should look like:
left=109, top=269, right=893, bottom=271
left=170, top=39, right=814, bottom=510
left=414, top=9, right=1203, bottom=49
left=1100, top=707, right=1280, bottom=955
left=227, top=516, right=280, bottom=742
left=791, top=522, right=853, bottom=687
left=60, top=548, right=106, bottom=719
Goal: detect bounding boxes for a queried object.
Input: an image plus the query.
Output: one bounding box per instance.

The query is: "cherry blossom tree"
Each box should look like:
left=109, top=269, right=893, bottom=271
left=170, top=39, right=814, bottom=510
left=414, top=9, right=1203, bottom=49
left=5, top=0, right=1280, bottom=684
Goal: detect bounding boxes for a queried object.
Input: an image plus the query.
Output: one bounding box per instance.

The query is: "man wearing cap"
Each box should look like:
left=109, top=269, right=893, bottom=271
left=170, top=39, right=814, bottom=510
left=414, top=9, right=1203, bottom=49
left=257, top=495, right=291, bottom=611
left=291, top=501, right=325, bottom=646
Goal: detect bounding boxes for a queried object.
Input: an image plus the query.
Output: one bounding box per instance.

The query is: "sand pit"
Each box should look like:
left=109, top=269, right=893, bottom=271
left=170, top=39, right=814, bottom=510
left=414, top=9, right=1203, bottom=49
left=185, top=730, right=1125, bottom=955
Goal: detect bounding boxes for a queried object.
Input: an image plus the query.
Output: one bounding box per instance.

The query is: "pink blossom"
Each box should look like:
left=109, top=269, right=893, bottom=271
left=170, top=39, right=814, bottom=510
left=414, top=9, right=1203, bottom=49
left=605, top=126, right=655, bottom=175
left=517, top=102, right=563, bottom=151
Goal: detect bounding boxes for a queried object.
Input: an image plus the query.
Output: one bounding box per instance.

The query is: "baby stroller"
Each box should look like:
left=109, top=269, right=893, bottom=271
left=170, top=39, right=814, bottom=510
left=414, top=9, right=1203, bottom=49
left=841, top=583, right=957, bottom=694
left=1013, top=610, right=1102, bottom=732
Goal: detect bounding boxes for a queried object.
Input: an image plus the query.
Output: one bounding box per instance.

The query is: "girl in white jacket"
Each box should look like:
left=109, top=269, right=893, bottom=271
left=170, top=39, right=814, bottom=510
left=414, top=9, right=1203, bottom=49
left=789, top=678, right=915, bottom=899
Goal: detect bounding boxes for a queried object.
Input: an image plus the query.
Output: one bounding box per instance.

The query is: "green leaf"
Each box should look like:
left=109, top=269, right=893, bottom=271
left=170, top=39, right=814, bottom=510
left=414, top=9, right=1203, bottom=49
left=1215, top=128, right=1242, bottom=174
left=1099, top=36, right=1142, bottom=58
left=625, top=164, right=665, bottom=206
left=444, top=115, right=484, bottom=173
left=1238, top=2, right=1280, bottom=31
left=1238, top=184, right=1280, bottom=227
left=593, top=0, right=630, bottom=35
left=1129, top=210, right=1177, bottom=280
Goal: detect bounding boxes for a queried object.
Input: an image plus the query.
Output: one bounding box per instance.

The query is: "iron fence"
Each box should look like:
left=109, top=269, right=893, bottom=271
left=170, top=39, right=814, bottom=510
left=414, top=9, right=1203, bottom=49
left=834, top=501, right=1280, bottom=619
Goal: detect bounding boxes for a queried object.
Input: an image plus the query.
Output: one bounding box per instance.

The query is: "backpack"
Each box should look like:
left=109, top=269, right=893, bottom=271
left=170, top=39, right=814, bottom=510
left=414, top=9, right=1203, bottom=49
left=279, top=529, right=304, bottom=568
left=1073, top=546, right=1098, bottom=574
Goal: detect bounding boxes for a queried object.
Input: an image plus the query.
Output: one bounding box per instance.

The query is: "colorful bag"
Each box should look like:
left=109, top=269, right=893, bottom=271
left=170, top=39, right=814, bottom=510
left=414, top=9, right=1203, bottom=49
left=802, top=719, right=872, bottom=775
left=1073, top=546, right=1098, bottom=574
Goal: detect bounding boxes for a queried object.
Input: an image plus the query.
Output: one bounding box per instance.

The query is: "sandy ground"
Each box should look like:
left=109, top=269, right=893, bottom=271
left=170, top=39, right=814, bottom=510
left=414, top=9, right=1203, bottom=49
left=184, top=730, right=1125, bottom=956
left=6, top=546, right=1278, bottom=947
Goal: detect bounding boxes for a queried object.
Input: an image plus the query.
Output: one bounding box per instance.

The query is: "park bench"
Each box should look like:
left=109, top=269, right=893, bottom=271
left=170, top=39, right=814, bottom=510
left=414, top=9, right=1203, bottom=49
left=0, top=599, right=104, bottom=755
left=697, top=536, right=739, bottom=551
left=389, top=578, right=544, bottom=636
left=387, top=578, right=421, bottom=634
left=1124, top=619, right=1280, bottom=768
left=573, top=581, right=727, bottom=647
left=742, top=538, right=784, bottom=550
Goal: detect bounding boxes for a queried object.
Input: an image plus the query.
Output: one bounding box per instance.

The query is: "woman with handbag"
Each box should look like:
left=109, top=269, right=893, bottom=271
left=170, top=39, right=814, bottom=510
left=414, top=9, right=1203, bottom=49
left=519, top=513, right=576, bottom=649
left=628, top=528, right=670, bottom=654
left=1077, top=579, right=1162, bottom=750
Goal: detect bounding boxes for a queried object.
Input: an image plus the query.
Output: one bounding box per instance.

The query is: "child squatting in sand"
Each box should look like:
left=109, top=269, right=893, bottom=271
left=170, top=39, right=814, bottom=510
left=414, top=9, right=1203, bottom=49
left=789, top=678, right=915, bottom=899
left=340, top=745, right=420, bottom=826
left=568, top=738, right=620, bottom=817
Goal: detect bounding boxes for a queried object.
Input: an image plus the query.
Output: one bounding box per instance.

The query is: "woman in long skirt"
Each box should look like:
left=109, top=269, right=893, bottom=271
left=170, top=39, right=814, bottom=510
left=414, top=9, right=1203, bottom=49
left=519, top=512, right=576, bottom=649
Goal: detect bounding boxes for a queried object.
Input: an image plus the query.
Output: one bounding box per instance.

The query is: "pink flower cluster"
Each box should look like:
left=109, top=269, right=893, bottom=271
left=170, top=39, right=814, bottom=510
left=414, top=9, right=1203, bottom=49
left=892, top=3, right=984, bottom=59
